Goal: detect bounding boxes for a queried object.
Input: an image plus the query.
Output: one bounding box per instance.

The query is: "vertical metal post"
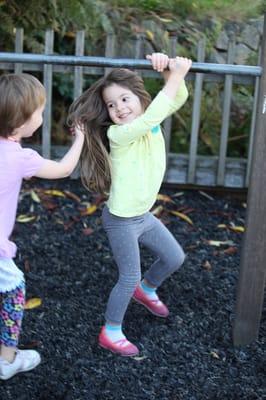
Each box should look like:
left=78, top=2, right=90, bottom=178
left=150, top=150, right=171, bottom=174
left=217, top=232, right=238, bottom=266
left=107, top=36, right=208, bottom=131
left=233, top=13, right=266, bottom=346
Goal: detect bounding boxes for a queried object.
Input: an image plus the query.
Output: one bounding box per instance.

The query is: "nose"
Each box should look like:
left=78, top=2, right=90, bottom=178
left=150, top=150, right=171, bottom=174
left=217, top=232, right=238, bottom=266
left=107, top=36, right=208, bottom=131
left=116, top=101, right=126, bottom=112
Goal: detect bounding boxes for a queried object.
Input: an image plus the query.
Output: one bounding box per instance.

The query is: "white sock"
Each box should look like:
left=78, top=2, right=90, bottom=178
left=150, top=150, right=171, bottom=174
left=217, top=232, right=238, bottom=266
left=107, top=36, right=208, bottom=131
left=141, top=280, right=159, bottom=301
left=105, top=324, right=125, bottom=342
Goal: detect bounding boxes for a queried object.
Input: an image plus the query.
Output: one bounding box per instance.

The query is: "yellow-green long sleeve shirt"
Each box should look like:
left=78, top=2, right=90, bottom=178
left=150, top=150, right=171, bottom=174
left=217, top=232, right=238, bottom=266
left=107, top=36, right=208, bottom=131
left=106, top=80, right=189, bottom=217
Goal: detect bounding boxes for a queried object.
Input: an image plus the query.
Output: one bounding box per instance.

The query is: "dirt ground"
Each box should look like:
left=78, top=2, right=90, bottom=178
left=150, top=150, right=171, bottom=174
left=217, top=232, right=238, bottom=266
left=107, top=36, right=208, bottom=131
left=1, top=178, right=265, bottom=400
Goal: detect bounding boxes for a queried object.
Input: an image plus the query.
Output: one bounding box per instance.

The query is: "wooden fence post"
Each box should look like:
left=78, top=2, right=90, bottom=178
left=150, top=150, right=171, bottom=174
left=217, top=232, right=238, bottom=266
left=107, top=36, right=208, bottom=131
left=42, top=29, right=54, bottom=159
left=233, top=13, right=266, bottom=346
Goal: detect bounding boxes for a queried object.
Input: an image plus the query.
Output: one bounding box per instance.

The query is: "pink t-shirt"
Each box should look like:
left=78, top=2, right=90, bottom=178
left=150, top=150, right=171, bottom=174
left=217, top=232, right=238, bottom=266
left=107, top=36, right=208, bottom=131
left=0, top=139, right=45, bottom=259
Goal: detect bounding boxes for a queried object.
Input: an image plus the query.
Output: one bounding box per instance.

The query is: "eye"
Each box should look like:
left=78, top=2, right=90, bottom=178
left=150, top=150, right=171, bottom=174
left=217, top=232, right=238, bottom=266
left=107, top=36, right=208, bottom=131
left=107, top=103, right=114, bottom=109
left=122, top=96, right=129, bottom=102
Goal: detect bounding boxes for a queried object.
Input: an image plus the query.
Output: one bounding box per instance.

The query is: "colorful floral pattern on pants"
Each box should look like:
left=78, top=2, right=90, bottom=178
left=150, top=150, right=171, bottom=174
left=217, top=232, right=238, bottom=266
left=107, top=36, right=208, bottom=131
left=0, top=281, right=25, bottom=347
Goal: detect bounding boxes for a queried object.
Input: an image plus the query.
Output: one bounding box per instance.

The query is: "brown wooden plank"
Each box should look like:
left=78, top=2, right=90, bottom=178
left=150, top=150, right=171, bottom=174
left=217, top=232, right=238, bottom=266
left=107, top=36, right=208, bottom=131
left=233, top=13, right=266, bottom=346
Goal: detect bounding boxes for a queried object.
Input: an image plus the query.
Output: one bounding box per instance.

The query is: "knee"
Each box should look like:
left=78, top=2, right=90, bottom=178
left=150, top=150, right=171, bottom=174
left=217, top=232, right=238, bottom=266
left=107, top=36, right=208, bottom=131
left=169, top=248, right=186, bottom=272
left=118, top=272, right=141, bottom=293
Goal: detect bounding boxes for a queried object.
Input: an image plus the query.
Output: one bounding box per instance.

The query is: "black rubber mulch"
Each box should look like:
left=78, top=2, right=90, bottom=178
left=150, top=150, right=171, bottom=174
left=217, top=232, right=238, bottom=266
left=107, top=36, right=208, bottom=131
left=2, top=178, right=265, bottom=400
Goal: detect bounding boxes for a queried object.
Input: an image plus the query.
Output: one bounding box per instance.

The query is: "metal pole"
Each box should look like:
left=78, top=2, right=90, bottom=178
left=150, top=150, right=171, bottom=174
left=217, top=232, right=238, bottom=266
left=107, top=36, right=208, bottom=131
left=0, top=52, right=262, bottom=77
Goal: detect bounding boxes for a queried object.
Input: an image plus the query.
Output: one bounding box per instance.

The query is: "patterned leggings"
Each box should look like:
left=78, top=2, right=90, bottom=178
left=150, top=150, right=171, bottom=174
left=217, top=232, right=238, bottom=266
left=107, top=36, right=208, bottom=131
left=0, top=281, right=25, bottom=347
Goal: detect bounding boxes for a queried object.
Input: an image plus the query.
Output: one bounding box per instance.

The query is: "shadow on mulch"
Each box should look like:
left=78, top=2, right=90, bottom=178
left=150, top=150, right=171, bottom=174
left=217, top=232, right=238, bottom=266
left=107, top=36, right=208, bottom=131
left=1, top=178, right=265, bottom=400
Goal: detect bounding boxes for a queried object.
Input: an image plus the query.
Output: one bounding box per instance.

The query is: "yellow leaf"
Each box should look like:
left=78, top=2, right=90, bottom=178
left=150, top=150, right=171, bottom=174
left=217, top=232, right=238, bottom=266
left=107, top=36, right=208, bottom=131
left=157, top=194, right=173, bottom=203
left=82, top=204, right=97, bottom=216
left=25, top=298, right=42, bottom=310
left=217, top=224, right=227, bottom=229
left=43, top=189, right=65, bottom=197
left=146, top=30, right=154, bottom=41
left=152, top=205, right=164, bottom=216
left=229, top=226, right=245, bottom=233
left=170, top=210, right=193, bottom=225
left=16, top=215, right=36, bottom=223
left=30, top=190, right=41, bottom=203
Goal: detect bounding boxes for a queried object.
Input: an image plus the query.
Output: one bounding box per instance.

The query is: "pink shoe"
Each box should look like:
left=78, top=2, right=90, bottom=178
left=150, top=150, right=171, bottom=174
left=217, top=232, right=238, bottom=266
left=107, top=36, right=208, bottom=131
left=133, top=286, right=169, bottom=318
left=98, top=327, right=139, bottom=357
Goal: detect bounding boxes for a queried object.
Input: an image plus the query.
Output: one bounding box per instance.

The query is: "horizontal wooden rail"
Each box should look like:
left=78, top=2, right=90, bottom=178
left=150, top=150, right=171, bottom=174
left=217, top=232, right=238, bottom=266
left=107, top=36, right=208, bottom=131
left=0, top=52, right=262, bottom=76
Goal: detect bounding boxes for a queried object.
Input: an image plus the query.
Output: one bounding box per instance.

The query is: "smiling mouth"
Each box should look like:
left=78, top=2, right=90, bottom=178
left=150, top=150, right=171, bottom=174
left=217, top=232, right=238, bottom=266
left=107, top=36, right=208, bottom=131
left=118, top=113, right=130, bottom=119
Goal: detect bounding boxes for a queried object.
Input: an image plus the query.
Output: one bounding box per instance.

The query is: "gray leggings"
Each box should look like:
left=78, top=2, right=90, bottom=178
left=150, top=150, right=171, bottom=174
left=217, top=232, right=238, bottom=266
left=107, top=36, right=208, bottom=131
left=102, top=205, right=185, bottom=324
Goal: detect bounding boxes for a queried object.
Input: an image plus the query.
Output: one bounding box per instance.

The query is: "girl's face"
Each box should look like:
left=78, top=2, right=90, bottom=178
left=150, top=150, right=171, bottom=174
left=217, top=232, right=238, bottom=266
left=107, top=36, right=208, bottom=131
left=103, top=84, right=143, bottom=125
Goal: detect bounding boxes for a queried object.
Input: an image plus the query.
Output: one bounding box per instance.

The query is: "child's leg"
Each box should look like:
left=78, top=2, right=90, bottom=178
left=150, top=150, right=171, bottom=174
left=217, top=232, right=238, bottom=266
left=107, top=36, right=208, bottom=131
left=0, top=281, right=25, bottom=362
left=0, top=280, right=41, bottom=379
left=102, top=210, right=142, bottom=325
left=139, top=212, right=185, bottom=287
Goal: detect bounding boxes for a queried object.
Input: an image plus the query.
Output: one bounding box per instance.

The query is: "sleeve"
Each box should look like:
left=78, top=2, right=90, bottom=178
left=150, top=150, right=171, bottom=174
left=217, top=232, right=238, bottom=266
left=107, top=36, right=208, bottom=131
left=165, top=79, right=189, bottom=118
left=107, top=81, right=188, bottom=146
left=20, top=148, right=46, bottom=179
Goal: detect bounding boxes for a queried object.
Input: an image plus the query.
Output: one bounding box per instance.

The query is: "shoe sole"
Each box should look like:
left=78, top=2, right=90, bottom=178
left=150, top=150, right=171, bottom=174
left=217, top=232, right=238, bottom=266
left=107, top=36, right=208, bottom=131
left=133, top=296, right=169, bottom=318
left=99, top=342, right=139, bottom=357
left=0, top=357, right=41, bottom=380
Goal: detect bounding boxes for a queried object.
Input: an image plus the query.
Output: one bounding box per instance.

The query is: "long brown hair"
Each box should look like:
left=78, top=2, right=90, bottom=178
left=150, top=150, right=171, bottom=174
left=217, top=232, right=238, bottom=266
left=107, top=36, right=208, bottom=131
left=67, top=68, right=151, bottom=194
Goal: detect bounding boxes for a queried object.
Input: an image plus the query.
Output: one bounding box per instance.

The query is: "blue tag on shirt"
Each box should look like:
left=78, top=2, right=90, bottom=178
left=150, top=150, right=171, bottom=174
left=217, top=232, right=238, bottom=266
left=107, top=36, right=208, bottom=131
left=151, top=125, right=160, bottom=135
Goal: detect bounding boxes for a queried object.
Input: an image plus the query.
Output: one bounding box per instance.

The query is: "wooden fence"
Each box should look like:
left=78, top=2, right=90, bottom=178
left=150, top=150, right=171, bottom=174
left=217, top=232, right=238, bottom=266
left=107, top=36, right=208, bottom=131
left=0, top=28, right=261, bottom=188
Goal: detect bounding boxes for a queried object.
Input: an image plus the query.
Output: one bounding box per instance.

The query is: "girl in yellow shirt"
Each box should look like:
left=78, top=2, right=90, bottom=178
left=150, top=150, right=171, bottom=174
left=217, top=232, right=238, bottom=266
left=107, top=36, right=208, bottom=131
left=68, top=53, right=191, bottom=356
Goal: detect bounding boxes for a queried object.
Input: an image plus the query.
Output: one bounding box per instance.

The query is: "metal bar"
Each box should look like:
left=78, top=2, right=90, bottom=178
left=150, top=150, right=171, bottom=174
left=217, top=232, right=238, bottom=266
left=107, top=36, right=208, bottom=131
left=188, top=38, right=205, bottom=184
left=0, top=52, right=262, bottom=76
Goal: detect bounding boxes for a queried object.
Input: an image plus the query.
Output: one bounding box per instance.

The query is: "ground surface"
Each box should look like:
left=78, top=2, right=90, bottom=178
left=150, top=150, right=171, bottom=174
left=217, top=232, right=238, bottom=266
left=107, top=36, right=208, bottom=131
left=1, top=178, right=265, bottom=400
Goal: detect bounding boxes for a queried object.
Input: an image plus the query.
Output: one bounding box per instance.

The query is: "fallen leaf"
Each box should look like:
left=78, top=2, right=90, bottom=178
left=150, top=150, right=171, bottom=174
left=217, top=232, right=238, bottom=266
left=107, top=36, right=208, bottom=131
left=25, top=298, right=42, bottom=310
left=64, top=190, right=81, bottom=202
left=210, top=351, right=220, bottom=360
left=30, top=190, right=41, bottom=203
left=132, top=355, right=147, bottom=361
left=202, top=260, right=212, bottom=271
left=19, top=340, right=41, bottom=349
left=24, top=259, right=30, bottom=273
left=82, top=227, right=94, bottom=236
left=43, top=189, right=65, bottom=197
left=146, top=30, right=154, bottom=41
left=80, top=204, right=97, bottom=216
left=172, top=192, right=184, bottom=198
left=170, top=210, right=193, bottom=225
left=229, top=225, right=245, bottom=233
left=151, top=205, right=164, bottom=217
left=199, top=191, right=214, bottom=201
left=42, top=200, right=58, bottom=211
left=223, top=246, right=238, bottom=255
left=16, top=214, right=36, bottom=223
left=156, top=194, right=173, bottom=203
left=207, top=240, right=235, bottom=247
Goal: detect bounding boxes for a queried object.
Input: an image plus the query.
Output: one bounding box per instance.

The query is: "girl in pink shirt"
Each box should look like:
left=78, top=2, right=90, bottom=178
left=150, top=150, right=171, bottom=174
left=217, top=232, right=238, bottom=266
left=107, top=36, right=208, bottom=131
left=0, top=73, right=84, bottom=380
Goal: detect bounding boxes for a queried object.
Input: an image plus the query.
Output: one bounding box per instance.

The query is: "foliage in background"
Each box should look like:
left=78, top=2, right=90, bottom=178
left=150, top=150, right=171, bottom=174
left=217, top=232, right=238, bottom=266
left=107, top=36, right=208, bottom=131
left=0, top=0, right=264, bottom=156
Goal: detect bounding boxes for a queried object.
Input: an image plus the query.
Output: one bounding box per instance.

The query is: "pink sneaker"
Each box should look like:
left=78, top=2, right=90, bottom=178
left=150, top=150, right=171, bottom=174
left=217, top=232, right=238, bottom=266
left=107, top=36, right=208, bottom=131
left=133, top=286, right=169, bottom=318
left=98, top=327, right=139, bottom=357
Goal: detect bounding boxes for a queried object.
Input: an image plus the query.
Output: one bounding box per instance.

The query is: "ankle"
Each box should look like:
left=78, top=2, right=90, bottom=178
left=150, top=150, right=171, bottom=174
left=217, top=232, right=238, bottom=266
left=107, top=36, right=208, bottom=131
left=0, top=345, right=16, bottom=363
left=104, top=324, right=125, bottom=342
